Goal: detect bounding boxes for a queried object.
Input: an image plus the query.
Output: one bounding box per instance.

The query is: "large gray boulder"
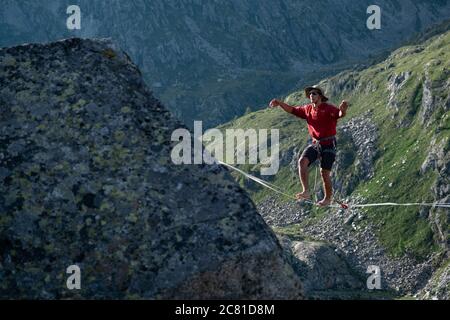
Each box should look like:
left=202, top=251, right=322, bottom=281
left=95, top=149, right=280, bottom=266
left=291, top=241, right=363, bottom=294
left=278, top=236, right=364, bottom=298
left=0, top=38, right=303, bottom=299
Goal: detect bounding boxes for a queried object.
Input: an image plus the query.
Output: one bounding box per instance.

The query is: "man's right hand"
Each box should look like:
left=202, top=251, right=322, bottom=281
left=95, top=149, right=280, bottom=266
left=269, top=99, right=281, bottom=108
left=269, top=99, right=295, bottom=114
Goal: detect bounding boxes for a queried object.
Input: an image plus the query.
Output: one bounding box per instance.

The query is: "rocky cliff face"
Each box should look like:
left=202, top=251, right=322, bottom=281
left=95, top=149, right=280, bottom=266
left=0, top=38, right=303, bottom=299
left=1, top=1, right=450, bottom=128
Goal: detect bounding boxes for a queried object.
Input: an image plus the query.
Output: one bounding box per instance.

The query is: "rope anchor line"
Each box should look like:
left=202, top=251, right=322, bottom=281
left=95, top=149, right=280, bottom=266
left=217, top=160, right=450, bottom=210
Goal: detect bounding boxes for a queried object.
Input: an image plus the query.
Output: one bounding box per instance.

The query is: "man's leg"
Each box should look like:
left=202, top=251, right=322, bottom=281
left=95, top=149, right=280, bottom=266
left=317, top=145, right=336, bottom=206
left=296, top=145, right=318, bottom=200
left=317, top=168, right=332, bottom=206
left=296, top=157, right=311, bottom=200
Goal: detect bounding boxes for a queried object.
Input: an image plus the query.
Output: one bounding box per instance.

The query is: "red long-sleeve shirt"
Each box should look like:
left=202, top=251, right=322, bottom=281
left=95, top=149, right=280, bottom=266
left=292, top=103, right=342, bottom=145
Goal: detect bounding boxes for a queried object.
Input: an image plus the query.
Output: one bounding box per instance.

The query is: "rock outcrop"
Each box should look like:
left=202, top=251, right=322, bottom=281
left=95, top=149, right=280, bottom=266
left=387, top=71, right=412, bottom=115
left=421, top=136, right=450, bottom=251
left=419, top=59, right=450, bottom=127
left=420, top=73, right=435, bottom=126
left=278, top=237, right=364, bottom=298
left=418, top=261, right=450, bottom=300
left=0, top=38, right=303, bottom=299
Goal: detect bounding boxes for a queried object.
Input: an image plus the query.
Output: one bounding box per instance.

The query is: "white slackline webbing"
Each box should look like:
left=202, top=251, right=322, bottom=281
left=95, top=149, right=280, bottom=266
left=217, top=160, right=450, bottom=210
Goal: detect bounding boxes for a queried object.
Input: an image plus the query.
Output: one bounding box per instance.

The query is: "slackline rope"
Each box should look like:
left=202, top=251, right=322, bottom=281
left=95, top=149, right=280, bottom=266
left=217, top=160, right=450, bottom=210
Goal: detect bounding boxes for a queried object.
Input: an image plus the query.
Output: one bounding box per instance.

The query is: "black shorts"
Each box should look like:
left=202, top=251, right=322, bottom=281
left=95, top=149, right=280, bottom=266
left=300, top=143, right=336, bottom=171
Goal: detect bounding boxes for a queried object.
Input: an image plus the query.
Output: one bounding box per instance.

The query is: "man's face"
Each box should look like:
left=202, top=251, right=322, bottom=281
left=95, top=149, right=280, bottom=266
left=309, top=90, right=322, bottom=103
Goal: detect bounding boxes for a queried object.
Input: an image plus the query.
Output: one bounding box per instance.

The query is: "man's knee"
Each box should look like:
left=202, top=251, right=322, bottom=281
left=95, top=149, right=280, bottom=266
left=299, top=157, right=309, bottom=169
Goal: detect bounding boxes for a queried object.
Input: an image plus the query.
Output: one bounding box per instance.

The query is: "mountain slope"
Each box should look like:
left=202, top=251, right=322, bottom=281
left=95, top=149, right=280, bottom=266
left=1, top=0, right=450, bottom=128
left=211, top=29, right=450, bottom=296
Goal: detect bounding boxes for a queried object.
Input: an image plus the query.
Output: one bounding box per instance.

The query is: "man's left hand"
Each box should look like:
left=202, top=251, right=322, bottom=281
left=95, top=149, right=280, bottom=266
left=339, top=100, right=349, bottom=112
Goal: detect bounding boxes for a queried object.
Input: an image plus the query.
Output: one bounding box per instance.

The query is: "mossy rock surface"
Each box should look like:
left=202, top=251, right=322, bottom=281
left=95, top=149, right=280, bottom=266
left=0, top=38, right=303, bottom=299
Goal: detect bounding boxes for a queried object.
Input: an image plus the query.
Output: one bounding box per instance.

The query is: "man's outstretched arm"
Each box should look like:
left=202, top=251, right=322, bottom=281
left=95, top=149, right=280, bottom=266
left=269, top=99, right=294, bottom=113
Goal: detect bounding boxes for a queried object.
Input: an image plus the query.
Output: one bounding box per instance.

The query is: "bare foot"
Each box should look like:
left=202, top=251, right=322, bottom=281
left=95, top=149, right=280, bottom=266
left=295, top=191, right=311, bottom=200
left=317, top=198, right=332, bottom=207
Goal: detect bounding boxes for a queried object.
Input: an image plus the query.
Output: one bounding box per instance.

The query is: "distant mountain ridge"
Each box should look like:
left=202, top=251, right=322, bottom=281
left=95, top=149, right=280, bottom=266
left=1, top=0, right=450, bottom=128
